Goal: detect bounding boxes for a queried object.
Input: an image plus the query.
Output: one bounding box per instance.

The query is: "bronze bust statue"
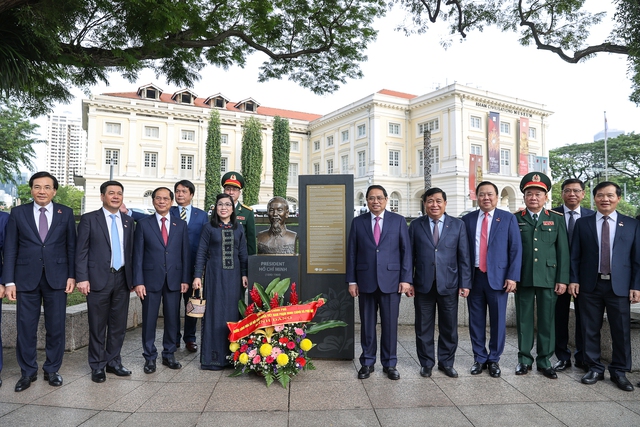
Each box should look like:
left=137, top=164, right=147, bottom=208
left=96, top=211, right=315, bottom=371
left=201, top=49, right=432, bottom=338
left=257, top=196, right=298, bottom=255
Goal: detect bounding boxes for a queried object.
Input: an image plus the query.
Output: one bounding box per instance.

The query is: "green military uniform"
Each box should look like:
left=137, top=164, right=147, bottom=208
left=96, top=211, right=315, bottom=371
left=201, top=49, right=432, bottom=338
left=515, top=173, right=570, bottom=369
left=221, top=171, right=256, bottom=255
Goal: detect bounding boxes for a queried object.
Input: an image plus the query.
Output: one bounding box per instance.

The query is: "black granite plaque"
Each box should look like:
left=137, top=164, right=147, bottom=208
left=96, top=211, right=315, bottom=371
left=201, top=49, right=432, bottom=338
left=248, top=255, right=299, bottom=290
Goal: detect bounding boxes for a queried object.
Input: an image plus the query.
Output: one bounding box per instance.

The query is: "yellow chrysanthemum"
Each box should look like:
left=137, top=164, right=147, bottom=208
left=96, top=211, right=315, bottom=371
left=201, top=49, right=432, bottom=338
left=276, top=353, right=289, bottom=366
left=239, top=353, right=249, bottom=365
left=229, top=342, right=240, bottom=352
left=259, top=343, right=273, bottom=357
left=300, top=338, right=313, bottom=352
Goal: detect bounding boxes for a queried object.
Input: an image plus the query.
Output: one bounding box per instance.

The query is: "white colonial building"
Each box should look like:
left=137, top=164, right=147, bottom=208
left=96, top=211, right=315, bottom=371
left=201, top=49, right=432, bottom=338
left=79, top=83, right=552, bottom=215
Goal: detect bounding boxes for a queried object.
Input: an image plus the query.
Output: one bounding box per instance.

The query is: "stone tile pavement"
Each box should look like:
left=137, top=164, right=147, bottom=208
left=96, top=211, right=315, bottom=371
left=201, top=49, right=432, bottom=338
left=1, top=324, right=640, bottom=426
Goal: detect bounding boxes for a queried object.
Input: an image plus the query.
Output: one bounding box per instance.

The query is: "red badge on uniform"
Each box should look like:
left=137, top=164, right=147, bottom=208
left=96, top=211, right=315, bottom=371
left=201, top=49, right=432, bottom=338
left=543, top=221, right=554, bottom=225
left=238, top=216, right=245, bottom=220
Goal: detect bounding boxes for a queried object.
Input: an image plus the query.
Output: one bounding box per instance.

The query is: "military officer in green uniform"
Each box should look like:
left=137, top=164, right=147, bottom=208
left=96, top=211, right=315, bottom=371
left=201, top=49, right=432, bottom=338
left=515, top=172, right=570, bottom=379
left=221, top=171, right=256, bottom=255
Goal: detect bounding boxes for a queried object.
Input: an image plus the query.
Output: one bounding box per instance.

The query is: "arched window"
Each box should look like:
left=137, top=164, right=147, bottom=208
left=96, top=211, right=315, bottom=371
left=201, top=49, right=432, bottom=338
left=389, top=192, right=400, bottom=213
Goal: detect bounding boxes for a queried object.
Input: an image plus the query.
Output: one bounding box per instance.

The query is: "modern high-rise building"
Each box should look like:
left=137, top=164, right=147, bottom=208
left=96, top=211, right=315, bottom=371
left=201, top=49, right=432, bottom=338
left=46, top=114, right=87, bottom=187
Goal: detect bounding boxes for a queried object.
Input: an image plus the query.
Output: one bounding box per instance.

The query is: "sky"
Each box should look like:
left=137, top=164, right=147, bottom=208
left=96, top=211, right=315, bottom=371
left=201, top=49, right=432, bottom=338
left=37, top=1, right=639, bottom=169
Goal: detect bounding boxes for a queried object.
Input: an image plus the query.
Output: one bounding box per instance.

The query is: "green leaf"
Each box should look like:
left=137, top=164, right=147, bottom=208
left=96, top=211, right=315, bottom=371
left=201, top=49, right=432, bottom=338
left=264, top=371, right=274, bottom=388
left=264, top=277, right=281, bottom=295
left=301, top=294, right=324, bottom=304
left=253, top=282, right=271, bottom=310
left=238, top=299, right=247, bottom=317
left=305, top=320, right=347, bottom=335
left=272, top=277, right=291, bottom=298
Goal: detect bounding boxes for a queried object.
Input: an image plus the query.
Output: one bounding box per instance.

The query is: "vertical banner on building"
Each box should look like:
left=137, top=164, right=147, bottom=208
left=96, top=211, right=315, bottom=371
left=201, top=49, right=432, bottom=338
left=518, top=117, right=529, bottom=176
left=534, top=156, right=548, bottom=174
left=488, top=112, right=500, bottom=173
left=469, top=154, right=483, bottom=200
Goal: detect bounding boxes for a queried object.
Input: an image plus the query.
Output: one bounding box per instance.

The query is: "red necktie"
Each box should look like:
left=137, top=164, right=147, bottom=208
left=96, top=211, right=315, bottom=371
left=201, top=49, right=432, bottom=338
left=479, top=212, right=489, bottom=272
left=161, top=217, right=168, bottom=245
left=373, top=216, right=381, bottom=245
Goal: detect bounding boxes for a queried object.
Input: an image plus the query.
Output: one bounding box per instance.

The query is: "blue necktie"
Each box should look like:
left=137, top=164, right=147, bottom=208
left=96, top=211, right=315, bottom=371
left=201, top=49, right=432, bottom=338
left=110, top=214, right=122, bottom=270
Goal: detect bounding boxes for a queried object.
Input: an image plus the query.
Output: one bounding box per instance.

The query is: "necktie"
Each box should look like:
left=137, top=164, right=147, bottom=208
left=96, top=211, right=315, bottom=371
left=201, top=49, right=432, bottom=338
left=180, top=206, right=187, bottom=222
left=532, top=213, right=538, bottom=223
left=373, top=216, right=381, bottom=245
left=110, top=214, right=122, bottom=270
left=432, top=219, right=439, bottom=245
left=567, top=211, right=576, bottom=245
left=38, top=207, right=48, bottom=242
left=479, top=212, right=489, bottom=272
left=161, top=217, right=168, bottom=246
left=601, top=216, right=610, bottom=275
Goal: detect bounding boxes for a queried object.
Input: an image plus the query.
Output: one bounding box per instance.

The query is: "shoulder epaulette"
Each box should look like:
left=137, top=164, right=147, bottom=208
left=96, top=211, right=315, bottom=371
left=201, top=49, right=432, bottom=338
left=518, top=209, right=526, bottom=216
left=241, top=203, right=253, bottom=211
left=549, top=210, right=564, bottom=216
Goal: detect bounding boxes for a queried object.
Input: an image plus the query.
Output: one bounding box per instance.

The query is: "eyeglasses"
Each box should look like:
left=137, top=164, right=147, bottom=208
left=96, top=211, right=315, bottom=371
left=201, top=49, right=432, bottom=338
left=367, top=196, right=386, bottom=202
left=217, top=202, right=233, bottom=208
left=562, top=189, right=583, bottom=194
left=223, top=186, right=240, bottom=193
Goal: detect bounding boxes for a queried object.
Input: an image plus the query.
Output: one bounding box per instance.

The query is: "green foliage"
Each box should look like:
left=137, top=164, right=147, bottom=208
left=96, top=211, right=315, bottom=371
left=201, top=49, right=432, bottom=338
left=0, top=101, right=39, bottom=183
left=205, top=109, right=222, bottom=210
left=241, top=117, right=263, bottom=206
left=53, top=186, right=85, bottom=216
left=16, top=184, right=32, bottom=204
left=1, top=0, right=386, bottom=116
left=272, top=116, right=291, bottom=198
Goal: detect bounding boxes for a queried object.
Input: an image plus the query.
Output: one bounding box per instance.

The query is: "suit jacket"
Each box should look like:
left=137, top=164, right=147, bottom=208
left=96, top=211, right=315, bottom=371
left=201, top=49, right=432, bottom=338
left=346, top=210, right=412, bottom=293
left=0, top=211, right=9, bottom=283
left=552, top=205, right=595, bottom=234
left=409, top=213, right=472, bottom=295
left=133, top=213, right=191, bottom=291
left=235, top=202, right=256, bottom=255
left=3, top=202, right=76, bottom=290
left=170, top=205, right=208, bottom=278
left=462, top=209, right=522, bottom=290
left=516, top=208, right=570, bottom=288
left=75, top=209, right=134, bottom=290
left=570, top=212, right=640, bottom=296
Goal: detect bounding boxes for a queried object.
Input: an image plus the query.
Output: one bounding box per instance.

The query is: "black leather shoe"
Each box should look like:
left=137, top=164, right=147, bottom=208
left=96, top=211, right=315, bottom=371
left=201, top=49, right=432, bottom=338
left=537, top=367, right=558, bottom=379
left=581, top=370, right=605, bottom=385
left=91, top=369, right=106, bottom=383
left=144, top=359, right=156, bottom=374
left=438, top=365, right=458, bottom=378
left=515, top=363, right=532, bottom=375
left=358, top=365, right=374, bottom=379
left=420, top=366, right=432, bottom=377
left=470, top=362, right=486, bottom=375
left=611, top=374, right=634, bottom=391
left=106, top=364, right=132, bottom=376
left=162, top=356, right=182, bottom=370
left=0, top=377, right=2, bottom=388
left=14, top=375, right=37, bottom=392
left=574, top=361, right=589, bottom=372
left=552, top=360, right=571, bottom=371
left=488, top=362, right=501, bottom=378
left=383, top=366, right=400, bottom=380
left=44, top=371, right=63, bottom=386
left=185, top=341, right=198, bottom=353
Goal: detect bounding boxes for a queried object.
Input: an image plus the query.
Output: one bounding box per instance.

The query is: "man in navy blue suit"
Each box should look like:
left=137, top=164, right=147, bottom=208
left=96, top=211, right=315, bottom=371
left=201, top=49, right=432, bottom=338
left=408, top=188, right=472, bottom=379
left=346, top=185, right=412, bottom=380
left=4, top=171, right=76, bottom=392
left=462, top=181, right=521, bottom=378
left=133, top=187, right=190, bottom=374
left=569, top=181, right=640, bottom=391
left=0, top=210, right=9, bottom=388
left=552, top=178, right=594, bottom=372
left=76, top=181, right=134, bottom=383
left=173, top=180, right=209, bottom=353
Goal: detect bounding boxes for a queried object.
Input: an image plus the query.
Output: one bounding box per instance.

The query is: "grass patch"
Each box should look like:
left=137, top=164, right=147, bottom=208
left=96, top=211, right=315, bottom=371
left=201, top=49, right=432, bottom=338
left=2, top=289, right=87, bottom=307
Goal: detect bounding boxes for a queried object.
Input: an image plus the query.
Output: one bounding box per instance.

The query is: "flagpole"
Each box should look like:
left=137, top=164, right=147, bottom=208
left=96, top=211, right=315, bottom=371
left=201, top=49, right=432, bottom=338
left=604, top=111, right=608, bottom=180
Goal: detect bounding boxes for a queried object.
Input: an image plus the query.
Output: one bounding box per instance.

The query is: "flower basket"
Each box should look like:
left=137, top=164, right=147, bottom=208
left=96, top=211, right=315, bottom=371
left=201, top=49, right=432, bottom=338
left=227, top=278, right=346, bottom=388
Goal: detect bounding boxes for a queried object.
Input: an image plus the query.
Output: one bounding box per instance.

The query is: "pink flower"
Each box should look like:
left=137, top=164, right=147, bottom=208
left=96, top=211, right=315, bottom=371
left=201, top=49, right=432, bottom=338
left=248, top=349, right=257, bottom=358
left=252, top=355, right=261, bottom=365
left=294, top=328, right=304, bottom=335
left=274, top=325, right=284, bottom=332
left=287, top=341, right=296, bottom=350
left=271, top=347, right=282, bottom=357
left=265, top=356, right=275, bottom=364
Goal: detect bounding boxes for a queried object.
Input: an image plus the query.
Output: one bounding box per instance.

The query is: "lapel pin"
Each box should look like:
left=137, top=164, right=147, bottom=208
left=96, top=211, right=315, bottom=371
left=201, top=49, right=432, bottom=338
left=619, top=222, right=624, bottom=227
left=496, top=217, right=501, bottom=222
left=57, top=209, right=62, bottom=214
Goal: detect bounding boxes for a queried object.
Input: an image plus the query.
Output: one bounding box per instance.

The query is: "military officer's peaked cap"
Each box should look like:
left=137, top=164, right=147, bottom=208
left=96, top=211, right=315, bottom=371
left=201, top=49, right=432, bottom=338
left=520, top=172, right=552, bottom=193
left=221, top=171, right=245, bottom=189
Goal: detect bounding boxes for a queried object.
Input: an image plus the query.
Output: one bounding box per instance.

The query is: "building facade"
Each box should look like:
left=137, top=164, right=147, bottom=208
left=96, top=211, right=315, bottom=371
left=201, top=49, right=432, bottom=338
left=46, top=114, right=86, bottom=187
left=80, top=83, right=552, bottom=215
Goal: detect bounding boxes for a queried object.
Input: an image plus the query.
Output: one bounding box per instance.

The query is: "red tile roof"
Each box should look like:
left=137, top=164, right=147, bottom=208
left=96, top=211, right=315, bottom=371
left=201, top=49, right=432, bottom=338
left=377, top=89, right=417, bottom=99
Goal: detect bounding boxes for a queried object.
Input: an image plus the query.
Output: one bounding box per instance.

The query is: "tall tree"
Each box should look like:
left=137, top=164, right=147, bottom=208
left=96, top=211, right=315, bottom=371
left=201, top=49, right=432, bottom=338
left=272, top=116, right=290, bottom=198
left=0, top=0, right=386, bottom=116
left=241, top=117, right=263, bottom=206
left=393, top=1, right=640, bottom=103
left=54, top=185, right=85, bottom=216
left=0, top=101, right=39, bottom=183
left=205, top=109, right=222, bottom=211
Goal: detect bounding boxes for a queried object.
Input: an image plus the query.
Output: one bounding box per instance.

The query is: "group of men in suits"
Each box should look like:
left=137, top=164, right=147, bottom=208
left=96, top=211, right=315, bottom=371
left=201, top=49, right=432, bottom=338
left=348, top=176, right=640, bottom=391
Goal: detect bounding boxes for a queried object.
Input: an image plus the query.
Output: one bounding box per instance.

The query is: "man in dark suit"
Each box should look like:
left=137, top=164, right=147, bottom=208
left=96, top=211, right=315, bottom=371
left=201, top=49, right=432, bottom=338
left=133, top=187, right=190, bottom=374
left=569, top=181, right=640, bottom=391
left=0, top=210, right=9, bottom=388
left=222, top=171, right=256, bottom=255
left=173, top=180, right=209, bottom=353
left=461, top=181, right=521, bottom=378
left=408, top=188, right=471, bottom=378
left=552, top=178, right=594, bottom=372
left=4, top=171, right=76, bottom=392
left=346, top=185, right=412, bottom=380
left=76, top=181, right=134, bottom=383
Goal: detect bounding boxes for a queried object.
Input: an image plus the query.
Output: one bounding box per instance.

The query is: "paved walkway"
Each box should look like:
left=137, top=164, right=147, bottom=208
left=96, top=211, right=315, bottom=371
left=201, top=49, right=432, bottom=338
left=1, top=324, right=640, bottom=426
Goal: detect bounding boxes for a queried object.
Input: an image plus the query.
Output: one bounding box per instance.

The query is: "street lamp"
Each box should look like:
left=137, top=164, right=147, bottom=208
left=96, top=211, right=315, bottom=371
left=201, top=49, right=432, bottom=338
left=589, top=163, right=604, bottom=210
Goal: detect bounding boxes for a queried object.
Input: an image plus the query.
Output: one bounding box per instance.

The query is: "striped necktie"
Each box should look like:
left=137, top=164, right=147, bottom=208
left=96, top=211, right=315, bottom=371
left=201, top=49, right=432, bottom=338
left=180, top=206, right=187, bottom=222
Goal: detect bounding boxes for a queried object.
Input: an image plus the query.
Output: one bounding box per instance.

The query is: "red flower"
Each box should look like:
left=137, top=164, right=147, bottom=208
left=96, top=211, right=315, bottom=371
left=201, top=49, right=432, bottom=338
left=247, top=339, right=253, bottom=344
left=244, top=302, right=255, bottom=317
left=233, top=351, right=240, bottom=361
left=240, top=344, right=248, bottom=352
left=279, top=337, right=289, bottom=344
left=250, top=288, right=263, bottom=307
left=270, top=292, right=280, bottom=309
left=290, top=282, right=299, bottom=305
left=295, top=357, right=306, bottom=367
left=262, top=338, right=267, bottom=343
left=265, top=356, right=275, bottom=364
left=287, top=341, right=296, bottom=350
